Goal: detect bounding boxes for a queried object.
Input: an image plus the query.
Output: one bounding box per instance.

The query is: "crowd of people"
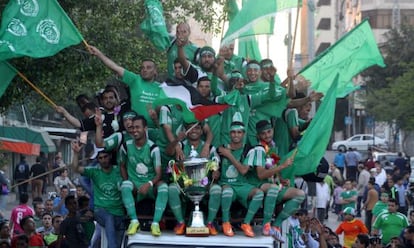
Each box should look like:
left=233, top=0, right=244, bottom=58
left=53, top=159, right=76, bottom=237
left=0, top=20, right=413, bottom=248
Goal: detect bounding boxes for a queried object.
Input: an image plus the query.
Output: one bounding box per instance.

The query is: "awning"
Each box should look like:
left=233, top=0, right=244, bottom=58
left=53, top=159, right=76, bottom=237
left=0, top=126, right=56, bottom=153
left=0, top=138, right=41, bottom=156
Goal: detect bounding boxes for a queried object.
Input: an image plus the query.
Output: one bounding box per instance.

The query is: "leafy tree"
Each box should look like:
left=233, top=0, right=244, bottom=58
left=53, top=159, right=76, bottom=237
left=363, top=26, right=414, bottom=128
left=0, top=0, right=225, bottom=117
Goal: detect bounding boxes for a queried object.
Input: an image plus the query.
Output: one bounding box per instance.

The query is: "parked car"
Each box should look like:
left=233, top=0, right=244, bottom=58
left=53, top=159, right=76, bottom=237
left=331, top=134, right=388, bottom=151
left=372, top=152, right=399, bottom=165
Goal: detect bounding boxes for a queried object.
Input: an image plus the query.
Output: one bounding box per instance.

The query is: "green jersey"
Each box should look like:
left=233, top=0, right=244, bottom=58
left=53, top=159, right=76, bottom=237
left=340, top=190, right=358, bottom=210
left=245, top=145, right=278, bottom=187
left=104, top=131, right=132, bottom=151
left=120, top=139, right=161, bottom=184
left=157, top=105, right=184, bottom=150
left=167, top=41, right=199, bottom=78
left=219, top=145, right=249, bottom=185
left=219, top=88, right=278, bottom=146
left=180, top=140, right=219, bottom=161
left=373, top=211, right=409, bottom=244
left=82, top=166, right=124, bottom=216
left=122, top=70, right=160, bottom=128
left=223, top=54, right=246, bottom=76
left=372, top=201, right=388, bottom=217
left=244, top=81, right=286, bottom=145
left=274, top=108, right=299, bottom=157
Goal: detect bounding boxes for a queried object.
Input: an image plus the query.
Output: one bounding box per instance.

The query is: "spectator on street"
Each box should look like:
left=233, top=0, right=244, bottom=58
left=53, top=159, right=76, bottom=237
left=0, top=168, right=9, bottom=215
left=53, top=169, right=75, bottom=194
left=335, top=207, right=368, bottom=248
left=345, top=148, right=359, bottom=181
left=11, top=216, right=44, bottom=247
left=14, top=156, right=29, bottom=201
left=53, top=186, right=69, bottom=217
left=29, top=157, right=46, bottom=200
left=372, top=198, right=409, bottom=246
left=334, top=149, right=346, bottom=177
left=9, top=193, right=34, bottom=236
left=356, top=163, right=370, bottom=217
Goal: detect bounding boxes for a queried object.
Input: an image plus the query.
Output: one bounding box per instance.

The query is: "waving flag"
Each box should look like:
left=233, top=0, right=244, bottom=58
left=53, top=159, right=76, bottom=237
left=153, top=79, right=229, bottom=123
left=140, top=0, right=170, bottom=51
left=299, top=19, right=385, bottom=97
left=222, top=0, right=302, bottom=45
left=0, top=61, right=17, bottom=97
left=281, top=74, right=338, bottom=180
left=0, top=0, right=83, bottom=60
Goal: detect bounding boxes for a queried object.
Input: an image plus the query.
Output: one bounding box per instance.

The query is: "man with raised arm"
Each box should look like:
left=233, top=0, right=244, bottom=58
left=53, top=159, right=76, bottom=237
left=89, top=45, right=160, bottom=140
left=71, top=142, right=124, bottom=248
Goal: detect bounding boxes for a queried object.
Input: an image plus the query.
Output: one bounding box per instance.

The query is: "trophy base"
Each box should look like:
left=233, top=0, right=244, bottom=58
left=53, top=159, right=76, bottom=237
left=185, top=227, right=210, bottom=237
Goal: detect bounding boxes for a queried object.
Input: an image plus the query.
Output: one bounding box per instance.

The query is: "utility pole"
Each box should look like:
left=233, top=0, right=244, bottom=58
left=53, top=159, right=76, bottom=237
left=392, top=0, right=401, bottom=30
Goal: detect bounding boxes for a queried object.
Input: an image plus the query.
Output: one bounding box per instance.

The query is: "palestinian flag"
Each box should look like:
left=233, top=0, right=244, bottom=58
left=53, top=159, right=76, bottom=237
left=153, top=79, right=229, bottom=123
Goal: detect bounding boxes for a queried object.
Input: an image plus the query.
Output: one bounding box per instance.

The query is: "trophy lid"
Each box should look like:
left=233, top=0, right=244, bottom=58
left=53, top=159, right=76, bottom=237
left=183, top=145, right=208, bottom=166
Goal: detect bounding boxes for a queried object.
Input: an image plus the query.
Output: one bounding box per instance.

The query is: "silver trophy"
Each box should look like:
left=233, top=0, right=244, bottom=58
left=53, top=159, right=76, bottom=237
left=169, top=146, right=218, bottom=236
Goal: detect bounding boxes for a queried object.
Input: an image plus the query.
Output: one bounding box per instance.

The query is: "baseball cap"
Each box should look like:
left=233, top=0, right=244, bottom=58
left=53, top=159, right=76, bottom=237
left=343, top=207, right=356, bottom=216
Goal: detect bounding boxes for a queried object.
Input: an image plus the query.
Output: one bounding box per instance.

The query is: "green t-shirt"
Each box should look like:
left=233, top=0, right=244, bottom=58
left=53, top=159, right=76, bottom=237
left=274, top=108, right=299, bottom=157
left=122, top=70, right=160, bottom=128
left=157, top=105, right=184, bottom=150
left=244, top=81, right=286, bottom=145
left=104, top=131, right=131, bottom=151
left=180, top=140, right=218, bottom=161
left=219, top=145, right=249, bottom=185
left=223, top=54, right=246, bottom=76
left=372, top=201, right=388, bottom=217
left=120, top=139, right=161, bottom=184
left=167, top=41, right=199, bottom=78
left=340, top=190, right=358, bottom=210
left=82, top=166, right=124, bottom=216
left=245, top=145, right=278, bottom=187
left=373, top=211, right=409, bottom=244
left=219, top=89, right=276, bottom=146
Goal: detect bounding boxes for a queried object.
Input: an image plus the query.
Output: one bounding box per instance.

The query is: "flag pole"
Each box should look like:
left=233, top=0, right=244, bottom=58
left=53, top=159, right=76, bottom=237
left=82, top=39, right=92, bottom=53
left=289, top=0, right=301, bottom=69
left=185, top=122, right=199, bottom=135
left=16, top=71, right=57, bottom=108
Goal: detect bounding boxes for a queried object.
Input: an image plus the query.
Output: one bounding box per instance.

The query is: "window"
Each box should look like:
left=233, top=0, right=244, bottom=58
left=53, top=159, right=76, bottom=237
left=317, top=18, right=331, bottom=30
left=317, top=0, right=331, bottom=6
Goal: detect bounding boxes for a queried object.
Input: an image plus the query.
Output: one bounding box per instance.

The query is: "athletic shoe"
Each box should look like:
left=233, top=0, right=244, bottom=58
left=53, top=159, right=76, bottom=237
left=240, top=223, right=255, bottom=237
left=126, top=221, right=140, bottom=235
left=262, top=222, right=271, bottom=236
left=151, top=223, right=161, bottom=236
left=222, top=222, right=234, bottom=237
left=207, top=223, right=218, bottom=236
left=173, top=222, right=186, bottom=235
left=270, top=226, right=285, bottom=243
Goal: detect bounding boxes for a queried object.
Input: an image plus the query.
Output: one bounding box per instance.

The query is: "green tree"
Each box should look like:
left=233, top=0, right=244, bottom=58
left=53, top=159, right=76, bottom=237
left=0, top=0, right=225, bottom=117
left=364, top=26, right=414, bottom=131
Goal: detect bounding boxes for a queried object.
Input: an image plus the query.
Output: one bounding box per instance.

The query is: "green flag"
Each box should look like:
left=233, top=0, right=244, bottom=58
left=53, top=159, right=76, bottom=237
left=0, top=0, right=83, bottom=60
left=281, top=74, right=338, bottom=180
left=222, top=0, right=302, bottom=45
left=225, top=0, right=262, bottom=61
left=299, top=19, right=385, bottom=97
left=140, top=0, right=170, bottom=51
left=0, top=61, right=17, bottom=97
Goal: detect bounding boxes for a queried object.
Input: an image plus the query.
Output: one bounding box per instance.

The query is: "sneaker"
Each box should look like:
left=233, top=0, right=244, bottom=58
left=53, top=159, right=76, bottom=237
left=126, top=221, right=140, bottom=235
left=262, top=222, right=271, bottom=236
left=222, top=222, right=234, bottom=237
left=151, top=223, right=161, bottom=236
left=269, top=226, right=285, bottom=243
left=240, top=223, right=255, bottom=237
left=173, top=222, right=186, bottom=235
left=207, top=223, right=218, bottom=236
